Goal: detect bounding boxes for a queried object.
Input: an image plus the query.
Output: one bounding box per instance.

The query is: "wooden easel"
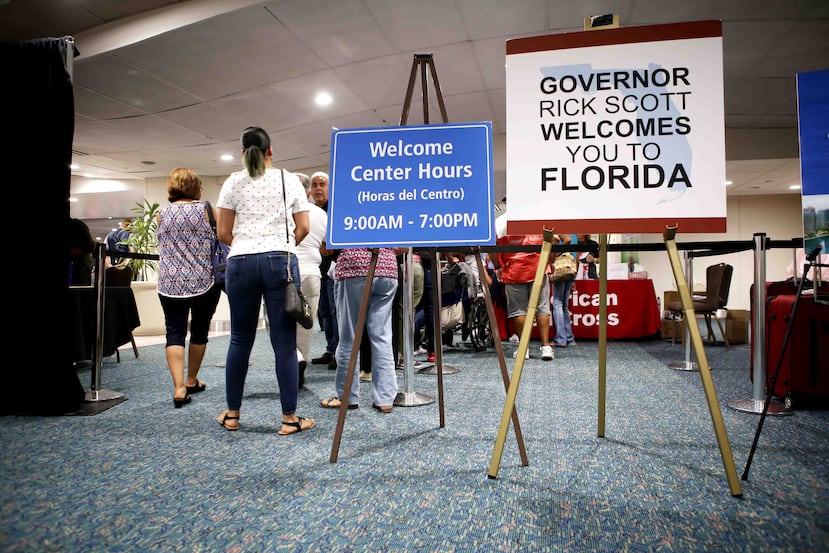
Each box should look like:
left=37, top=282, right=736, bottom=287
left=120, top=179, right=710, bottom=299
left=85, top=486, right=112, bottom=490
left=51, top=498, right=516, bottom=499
left=329, top=53, right=527, bottom=465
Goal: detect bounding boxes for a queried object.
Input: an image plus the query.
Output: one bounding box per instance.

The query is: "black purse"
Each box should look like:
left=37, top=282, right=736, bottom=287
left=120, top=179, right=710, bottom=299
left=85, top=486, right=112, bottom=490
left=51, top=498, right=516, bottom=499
left=281, top=170, right=313, bottom=329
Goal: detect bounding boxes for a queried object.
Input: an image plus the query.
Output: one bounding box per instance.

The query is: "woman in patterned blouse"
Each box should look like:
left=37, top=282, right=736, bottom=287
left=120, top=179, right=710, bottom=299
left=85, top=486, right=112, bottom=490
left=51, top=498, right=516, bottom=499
left=156, top=168, right=222, bottom=408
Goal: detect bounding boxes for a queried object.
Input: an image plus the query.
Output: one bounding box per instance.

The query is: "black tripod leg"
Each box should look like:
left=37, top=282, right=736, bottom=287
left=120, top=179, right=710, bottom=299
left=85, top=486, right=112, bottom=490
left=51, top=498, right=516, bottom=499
left=742, top=261, right=813, bottom=480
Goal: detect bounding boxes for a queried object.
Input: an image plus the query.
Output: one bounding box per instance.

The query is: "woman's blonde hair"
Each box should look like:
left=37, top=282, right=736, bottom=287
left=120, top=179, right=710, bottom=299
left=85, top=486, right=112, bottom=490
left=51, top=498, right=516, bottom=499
left=167, top=168, right=202, bottom=202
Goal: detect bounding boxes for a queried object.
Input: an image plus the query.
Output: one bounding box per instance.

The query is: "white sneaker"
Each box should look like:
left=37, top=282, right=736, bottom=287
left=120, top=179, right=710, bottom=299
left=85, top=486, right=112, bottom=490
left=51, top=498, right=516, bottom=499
left=512, top=349, right=530, bottom=360
left=540, top=345, right=554, bottom=361
left=415, top=346, right=427, bottom=355
left=508, top=334, right=520, bottom=343
left=359, top=371, right=372, bottom=382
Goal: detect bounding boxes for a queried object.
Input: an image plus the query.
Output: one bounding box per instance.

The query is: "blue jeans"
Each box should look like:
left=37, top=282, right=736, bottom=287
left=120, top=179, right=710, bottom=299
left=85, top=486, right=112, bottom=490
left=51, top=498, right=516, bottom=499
left=552, top=278, right=575, bottom=346
left=334, top=276, right=398, bottom=407
left=224, top=252, right=300, bottom=415
left=318, top=275, right=338, bottom=354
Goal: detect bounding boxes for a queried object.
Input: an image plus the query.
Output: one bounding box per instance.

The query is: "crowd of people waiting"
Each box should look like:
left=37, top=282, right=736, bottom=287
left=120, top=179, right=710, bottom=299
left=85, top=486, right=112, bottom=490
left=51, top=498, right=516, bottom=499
left=77, top=124, right=603, bottom=436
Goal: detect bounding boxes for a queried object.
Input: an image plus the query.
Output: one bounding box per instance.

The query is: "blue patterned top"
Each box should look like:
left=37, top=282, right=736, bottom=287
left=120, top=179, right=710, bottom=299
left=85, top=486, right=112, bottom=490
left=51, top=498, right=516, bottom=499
left=157, top=201, right=214, bottom=298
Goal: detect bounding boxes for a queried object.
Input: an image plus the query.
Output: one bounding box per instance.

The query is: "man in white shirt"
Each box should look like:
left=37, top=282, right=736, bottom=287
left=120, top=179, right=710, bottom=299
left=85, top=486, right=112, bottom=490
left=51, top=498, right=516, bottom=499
left=295, top=173, right=328, bottom=386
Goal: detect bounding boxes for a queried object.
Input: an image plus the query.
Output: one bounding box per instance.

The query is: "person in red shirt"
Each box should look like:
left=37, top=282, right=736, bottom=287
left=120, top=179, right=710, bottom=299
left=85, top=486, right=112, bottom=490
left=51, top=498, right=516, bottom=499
left=492, top=212, right=554, bottom=361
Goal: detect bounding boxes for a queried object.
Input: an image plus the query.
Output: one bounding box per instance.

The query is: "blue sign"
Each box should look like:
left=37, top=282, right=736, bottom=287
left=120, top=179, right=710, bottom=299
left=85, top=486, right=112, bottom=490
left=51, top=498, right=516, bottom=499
left=328, top=122, right=494, bottom=248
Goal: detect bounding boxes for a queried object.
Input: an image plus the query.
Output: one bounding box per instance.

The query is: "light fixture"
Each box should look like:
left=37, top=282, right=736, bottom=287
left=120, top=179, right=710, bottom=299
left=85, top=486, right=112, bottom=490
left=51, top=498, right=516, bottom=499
left=315, top=92, right=333, bottom=106
left=789, top=184, right=801, bottom=190
left=724, top=180, right=733, bottom=186
left=220, top=154, right=234, bottom=161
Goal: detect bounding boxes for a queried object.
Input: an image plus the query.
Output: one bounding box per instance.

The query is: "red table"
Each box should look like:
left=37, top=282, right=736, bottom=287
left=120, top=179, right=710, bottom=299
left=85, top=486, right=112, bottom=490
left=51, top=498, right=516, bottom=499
left=495, top=279, right=662, bottom=340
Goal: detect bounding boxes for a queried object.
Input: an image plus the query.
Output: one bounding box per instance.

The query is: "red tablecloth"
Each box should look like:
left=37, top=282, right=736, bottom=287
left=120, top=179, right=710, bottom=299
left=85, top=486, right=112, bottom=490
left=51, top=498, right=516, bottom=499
left=496, top=279, right=662, bottom=340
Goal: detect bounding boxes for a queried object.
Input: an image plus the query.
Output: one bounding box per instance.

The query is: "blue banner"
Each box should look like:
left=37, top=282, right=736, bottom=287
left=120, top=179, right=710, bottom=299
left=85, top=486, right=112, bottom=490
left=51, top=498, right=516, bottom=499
left=328, top=122, right=494, bottom=248
left=797, top=69, right=829, bottom=252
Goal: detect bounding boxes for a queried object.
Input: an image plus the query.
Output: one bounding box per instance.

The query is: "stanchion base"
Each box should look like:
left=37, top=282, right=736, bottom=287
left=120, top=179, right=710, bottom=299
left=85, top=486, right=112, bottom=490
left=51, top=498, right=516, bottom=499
left=668, top=361, right=699, bottom=371
left=84, top=389, right=124, bottom=402
left=394, top=391, right=435, bottom=407
left=418, top=364, right=459, bottom=375
left=727, top=398, right=793, bottom=416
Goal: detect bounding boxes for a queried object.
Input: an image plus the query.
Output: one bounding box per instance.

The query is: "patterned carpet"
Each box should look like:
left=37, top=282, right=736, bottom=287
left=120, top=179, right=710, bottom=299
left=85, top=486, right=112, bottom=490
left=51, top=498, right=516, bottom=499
left=1, top=327, right=827, bottom=552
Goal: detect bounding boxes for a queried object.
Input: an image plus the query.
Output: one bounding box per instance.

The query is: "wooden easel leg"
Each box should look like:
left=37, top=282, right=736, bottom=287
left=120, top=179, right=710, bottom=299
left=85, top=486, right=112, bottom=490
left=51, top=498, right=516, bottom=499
left=330, top=250, right=379, bottom=463
left=474, top=249, right=528, bottom=466
left=488, top=229, right=554, bottom=478
left=597, top=234, right=608, bottom=437
left=663, top=227, right=742, bottom=497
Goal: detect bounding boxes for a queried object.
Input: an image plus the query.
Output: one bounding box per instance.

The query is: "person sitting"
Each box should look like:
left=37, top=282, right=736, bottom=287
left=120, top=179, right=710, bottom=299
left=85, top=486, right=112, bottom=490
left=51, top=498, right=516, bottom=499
left=105, top=217, right=132, bottom=267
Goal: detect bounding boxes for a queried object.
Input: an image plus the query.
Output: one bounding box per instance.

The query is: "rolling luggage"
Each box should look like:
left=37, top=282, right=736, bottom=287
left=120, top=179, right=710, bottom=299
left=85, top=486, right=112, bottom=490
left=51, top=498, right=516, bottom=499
left=764, top=294, right=829, bottom=408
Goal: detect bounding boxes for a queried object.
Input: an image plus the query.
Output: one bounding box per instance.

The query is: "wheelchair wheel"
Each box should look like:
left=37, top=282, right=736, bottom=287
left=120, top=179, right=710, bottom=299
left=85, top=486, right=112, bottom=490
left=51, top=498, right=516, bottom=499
left=469, top=298, right=492, bottom=351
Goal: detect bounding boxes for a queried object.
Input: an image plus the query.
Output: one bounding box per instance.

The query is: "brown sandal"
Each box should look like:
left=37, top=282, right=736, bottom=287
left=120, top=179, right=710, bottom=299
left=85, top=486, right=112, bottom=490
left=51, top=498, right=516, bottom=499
left=320, top=396, right=358, bottom=410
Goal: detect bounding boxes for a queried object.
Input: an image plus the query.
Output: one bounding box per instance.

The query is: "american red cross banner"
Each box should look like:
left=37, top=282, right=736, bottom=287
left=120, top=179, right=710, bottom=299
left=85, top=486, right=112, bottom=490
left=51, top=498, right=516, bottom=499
left=505, top=21, right=726, bottom=235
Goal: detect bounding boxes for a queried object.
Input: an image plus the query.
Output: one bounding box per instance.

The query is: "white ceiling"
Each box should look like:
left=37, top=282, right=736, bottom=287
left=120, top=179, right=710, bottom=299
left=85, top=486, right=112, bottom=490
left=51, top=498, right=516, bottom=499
left=2, top=0, right=827, bottom=238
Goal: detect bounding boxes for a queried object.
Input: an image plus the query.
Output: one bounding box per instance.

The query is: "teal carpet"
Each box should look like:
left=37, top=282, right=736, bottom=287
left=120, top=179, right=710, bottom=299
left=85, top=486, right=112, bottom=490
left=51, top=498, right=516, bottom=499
left=1, top=328, right=827, bottom=552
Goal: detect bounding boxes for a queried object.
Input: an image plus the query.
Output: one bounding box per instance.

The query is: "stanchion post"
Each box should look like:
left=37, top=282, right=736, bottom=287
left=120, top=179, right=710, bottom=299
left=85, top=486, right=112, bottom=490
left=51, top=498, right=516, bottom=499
left=395, top=248, right=434, bottom=408
left=728, top=233, right=791, bottom=415
left=84, top=242, right=125, bottom=402
left=668, top=250, right=699, bottom=371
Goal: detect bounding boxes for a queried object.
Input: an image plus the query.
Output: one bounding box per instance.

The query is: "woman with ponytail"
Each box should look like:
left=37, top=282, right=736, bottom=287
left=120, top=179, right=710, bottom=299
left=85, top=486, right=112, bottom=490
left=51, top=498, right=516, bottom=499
left=214, top=126, right=314, bottom=436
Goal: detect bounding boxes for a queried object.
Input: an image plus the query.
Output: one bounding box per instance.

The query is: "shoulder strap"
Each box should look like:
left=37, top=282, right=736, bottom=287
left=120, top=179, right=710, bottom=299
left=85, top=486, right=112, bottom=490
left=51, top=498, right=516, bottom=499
left=204, top=200, right=217, bottom=231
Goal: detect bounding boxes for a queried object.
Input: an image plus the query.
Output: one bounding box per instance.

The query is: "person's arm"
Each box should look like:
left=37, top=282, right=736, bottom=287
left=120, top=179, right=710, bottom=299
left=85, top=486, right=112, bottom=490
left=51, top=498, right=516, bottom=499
left=293, top=210, right=310, bottom=245
left=217, top=207, right=235, bottom=245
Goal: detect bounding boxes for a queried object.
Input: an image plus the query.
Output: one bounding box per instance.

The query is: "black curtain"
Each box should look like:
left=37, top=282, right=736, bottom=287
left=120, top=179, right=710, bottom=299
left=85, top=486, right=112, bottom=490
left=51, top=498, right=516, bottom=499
left=0, top=38, right=84, bottom=414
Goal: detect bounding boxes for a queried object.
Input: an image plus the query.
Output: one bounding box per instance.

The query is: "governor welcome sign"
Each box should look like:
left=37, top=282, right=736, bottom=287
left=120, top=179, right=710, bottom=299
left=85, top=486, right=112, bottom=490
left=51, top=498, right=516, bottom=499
left=505, top=20, right=726, bottom=234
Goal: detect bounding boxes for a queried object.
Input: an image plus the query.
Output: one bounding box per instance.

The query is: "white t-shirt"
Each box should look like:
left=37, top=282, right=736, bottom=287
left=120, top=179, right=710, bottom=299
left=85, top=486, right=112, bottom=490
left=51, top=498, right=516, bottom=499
left=217, top=167, right=309, bottom=257
left=297, top=203, right=327, bottom=278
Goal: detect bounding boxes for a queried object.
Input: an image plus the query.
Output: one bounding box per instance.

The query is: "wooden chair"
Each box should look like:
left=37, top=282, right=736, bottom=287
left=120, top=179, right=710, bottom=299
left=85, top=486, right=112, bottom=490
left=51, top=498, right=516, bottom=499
left=667, top=263, right=733, bottom=349
left=105, top=266, right=139, bottom=361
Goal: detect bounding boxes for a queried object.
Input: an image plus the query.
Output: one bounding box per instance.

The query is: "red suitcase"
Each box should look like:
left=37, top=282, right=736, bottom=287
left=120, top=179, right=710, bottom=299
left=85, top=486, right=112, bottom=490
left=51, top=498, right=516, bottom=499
left=749, top=280, right=826, bottom=372
left=764, top=294, right=829, bottom=407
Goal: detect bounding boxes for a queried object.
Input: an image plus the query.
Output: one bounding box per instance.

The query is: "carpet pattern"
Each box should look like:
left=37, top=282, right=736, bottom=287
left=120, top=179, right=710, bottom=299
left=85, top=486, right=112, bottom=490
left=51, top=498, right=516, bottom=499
left=1, top=328, right=827, bottom=552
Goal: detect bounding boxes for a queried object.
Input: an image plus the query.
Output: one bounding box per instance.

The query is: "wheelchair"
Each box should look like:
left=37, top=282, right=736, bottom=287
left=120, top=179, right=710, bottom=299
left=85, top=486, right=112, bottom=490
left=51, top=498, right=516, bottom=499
left=441, top=271, right=493, bottom=352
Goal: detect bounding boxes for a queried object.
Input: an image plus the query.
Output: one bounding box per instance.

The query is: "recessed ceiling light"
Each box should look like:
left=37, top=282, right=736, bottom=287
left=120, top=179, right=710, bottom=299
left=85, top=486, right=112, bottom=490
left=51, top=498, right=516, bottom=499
left=789, top=184, right=801, bottom=190
left=724, top=180, right=732, bottom=186
left=315, top=92, right=333, bottom=106
left=70, top=163, right=79, bottom=170
left=68, top=197, right=78, bottom=202
left=220, top=154, right=234, bottom=161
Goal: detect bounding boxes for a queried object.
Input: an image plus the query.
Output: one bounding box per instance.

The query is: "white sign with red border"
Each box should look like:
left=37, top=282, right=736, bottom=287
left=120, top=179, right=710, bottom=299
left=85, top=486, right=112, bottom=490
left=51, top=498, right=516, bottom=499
left=505, top=21, right=726, bottom=235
